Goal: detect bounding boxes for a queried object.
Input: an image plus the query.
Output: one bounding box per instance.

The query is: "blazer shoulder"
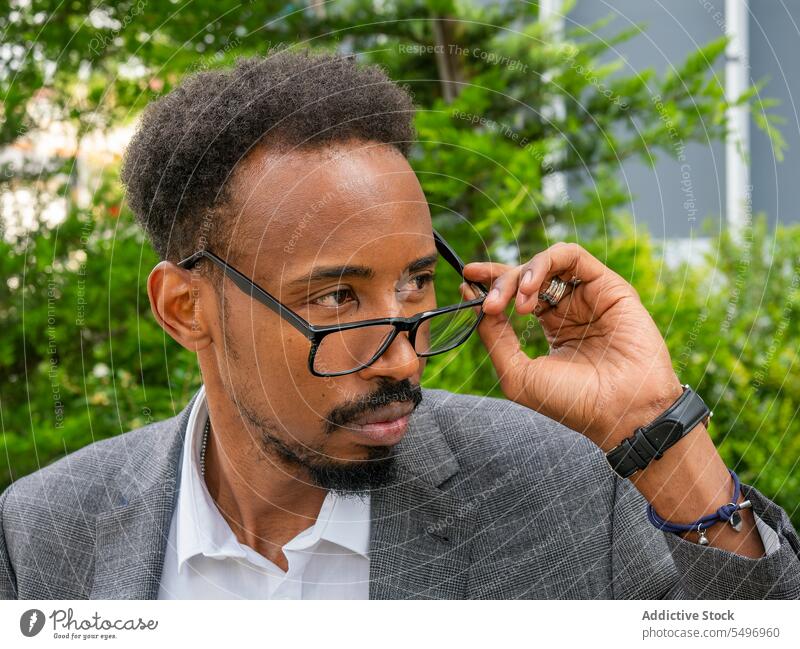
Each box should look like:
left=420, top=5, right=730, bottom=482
left=1, top=411, right=184, bottom=514
left=0, top=408, right=189, bottom=599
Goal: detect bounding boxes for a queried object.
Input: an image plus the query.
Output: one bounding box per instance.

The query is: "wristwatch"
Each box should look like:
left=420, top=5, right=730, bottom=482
left=605, top=385, right=711, bottom=479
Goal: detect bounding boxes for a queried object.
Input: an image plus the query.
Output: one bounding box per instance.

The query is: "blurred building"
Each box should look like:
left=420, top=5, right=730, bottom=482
left=567, top=0, right=799, bottom=243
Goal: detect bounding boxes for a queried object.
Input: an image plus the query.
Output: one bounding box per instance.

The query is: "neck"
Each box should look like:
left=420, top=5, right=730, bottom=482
left=199, top=384, right=328, bottom=572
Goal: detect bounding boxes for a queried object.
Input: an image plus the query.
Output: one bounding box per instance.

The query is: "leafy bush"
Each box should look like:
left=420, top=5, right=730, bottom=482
left=0, top=180, right=200, bottom=486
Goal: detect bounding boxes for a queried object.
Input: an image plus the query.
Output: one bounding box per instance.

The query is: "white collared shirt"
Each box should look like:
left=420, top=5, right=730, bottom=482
left=157, top=385, right=371, bottom=599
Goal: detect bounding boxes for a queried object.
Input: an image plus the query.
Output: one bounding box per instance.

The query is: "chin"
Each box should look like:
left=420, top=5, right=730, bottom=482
left=328, top=439, right=397, bottom=462
left=305, top=445, right=399, bottom=493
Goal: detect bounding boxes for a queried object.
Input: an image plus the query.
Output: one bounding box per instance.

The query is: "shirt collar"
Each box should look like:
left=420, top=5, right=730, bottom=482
left=174, top=385, right=370, bottom=574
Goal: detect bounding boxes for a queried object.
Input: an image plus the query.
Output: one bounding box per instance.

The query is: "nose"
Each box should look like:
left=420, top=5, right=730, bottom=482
left=356, top=328, right=422, bottom=382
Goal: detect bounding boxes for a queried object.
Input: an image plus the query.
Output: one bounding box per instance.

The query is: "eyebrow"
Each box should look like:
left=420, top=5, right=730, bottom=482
left=286, top=251, right=439, bottom=289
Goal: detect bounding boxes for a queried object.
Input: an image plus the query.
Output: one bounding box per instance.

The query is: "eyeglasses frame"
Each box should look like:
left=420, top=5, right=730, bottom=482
left=177, top=228, right=490, bottom=377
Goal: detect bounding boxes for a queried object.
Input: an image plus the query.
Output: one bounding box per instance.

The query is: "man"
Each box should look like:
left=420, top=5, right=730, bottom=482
left=1, top=49, right=798, bottom=600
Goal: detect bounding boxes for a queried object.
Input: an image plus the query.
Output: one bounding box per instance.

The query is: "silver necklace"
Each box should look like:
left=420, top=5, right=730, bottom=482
left=200, top=416, right=210, bottom=477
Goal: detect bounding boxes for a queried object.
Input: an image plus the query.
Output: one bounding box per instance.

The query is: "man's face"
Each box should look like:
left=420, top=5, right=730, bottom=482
left=204, top=140, right=437, bottom=492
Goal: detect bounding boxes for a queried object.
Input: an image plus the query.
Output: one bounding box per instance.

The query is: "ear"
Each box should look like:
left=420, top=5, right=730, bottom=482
left=147, top=261, right=214, bottom=352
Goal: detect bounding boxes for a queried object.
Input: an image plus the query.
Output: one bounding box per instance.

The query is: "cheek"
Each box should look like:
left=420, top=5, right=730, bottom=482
left=226, top=313, right=313, bottom=389
left=236, top=313, right=309, bottom=362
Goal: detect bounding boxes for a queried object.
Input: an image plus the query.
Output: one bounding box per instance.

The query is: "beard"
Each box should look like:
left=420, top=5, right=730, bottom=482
left=234, top=377, right=423, bottom=498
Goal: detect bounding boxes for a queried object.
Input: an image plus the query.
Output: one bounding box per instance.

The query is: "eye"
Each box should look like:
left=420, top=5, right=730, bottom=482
left=311, top=287, right=356, bottom=309
left=400, top=272, right=436, bottom=293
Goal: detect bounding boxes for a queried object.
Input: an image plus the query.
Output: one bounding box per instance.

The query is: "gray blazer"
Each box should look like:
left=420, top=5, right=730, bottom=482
left=1, top=387, right=799, bottom=599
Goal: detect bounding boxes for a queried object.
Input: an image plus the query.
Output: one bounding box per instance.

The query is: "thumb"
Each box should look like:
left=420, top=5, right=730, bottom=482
left=469, top=288, right=529, bottom=397
left=460, top=283, right=543, bottom=406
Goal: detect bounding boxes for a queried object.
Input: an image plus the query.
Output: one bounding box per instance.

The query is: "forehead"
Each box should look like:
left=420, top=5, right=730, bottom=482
left=229, top=140, right=434, bottom=278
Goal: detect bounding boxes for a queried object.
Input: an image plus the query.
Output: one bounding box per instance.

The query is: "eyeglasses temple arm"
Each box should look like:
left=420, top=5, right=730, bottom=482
left=176, top=250, right=315, bottom=339
left=432, top=228, right=491, bottom=296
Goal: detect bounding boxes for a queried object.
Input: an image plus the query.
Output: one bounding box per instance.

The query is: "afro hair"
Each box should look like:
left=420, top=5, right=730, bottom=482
left=120, top=47, right=417, bottom=263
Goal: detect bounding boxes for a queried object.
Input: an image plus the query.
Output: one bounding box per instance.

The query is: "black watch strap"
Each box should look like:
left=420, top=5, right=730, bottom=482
left=605, top=385, right=711, bottom=479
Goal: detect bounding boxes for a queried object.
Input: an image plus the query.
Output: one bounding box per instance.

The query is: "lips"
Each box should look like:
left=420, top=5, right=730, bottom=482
left=345, top=401, right=416, bottom=445
left=351, top=401, right=415, bottom=426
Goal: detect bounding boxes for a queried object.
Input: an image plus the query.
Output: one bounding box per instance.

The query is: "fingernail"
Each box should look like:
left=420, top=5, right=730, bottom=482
left=490, top=288, right=500, bottom=301
left=522, top=270, right=533, bottom=285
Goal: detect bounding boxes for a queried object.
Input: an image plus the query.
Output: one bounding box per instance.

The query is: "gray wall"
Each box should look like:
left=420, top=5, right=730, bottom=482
left=569, top=0, right=799, bottom=238
left=749, top=1, right=800, bottom=228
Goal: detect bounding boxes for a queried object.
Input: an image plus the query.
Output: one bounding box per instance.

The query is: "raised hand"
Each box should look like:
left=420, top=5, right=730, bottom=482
left=462, top=242, right=683, bottom=451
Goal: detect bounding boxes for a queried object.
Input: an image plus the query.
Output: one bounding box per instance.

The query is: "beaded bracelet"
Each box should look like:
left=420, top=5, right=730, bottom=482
left=646, top=468, right=752, bottom=545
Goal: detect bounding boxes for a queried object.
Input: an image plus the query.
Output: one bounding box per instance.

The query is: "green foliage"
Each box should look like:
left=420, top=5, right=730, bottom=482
left=655, top=217, right=800, bottom=518
left=609, top=215, right=800, bottom=524
left=1, top=3, right=797, bottom=526
left=0, top=178, right=200, bottom=485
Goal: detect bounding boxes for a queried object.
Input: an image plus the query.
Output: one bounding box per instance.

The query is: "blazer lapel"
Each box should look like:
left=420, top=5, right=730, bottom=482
left=90, top=393, right=197, bottom=599
left=369, top=393, right=476, bottom=599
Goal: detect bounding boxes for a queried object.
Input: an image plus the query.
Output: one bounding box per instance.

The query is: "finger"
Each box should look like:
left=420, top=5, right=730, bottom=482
left=517, top=277, right=579, bottom=316
left=463, top=261, right=523, bottom=314
left=462, top=261, right=514, bottom=283
left=458, top=282, right=483, bottom=315
left=515, top=242, right=608, bottom=314
left=473, top=300, right=528, bottom=396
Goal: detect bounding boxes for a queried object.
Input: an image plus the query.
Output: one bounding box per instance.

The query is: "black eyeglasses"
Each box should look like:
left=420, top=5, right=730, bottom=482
left=177, top=229, right=489, bottom=377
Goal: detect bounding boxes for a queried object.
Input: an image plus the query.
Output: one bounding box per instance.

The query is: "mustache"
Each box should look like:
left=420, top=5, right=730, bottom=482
left=324, top=379, right=423, bottom=434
